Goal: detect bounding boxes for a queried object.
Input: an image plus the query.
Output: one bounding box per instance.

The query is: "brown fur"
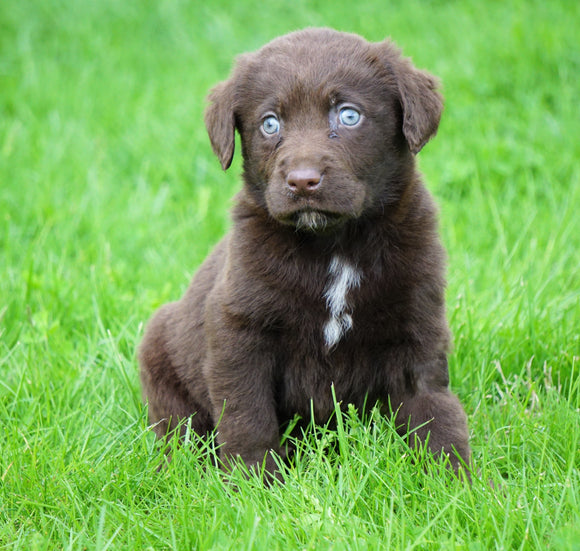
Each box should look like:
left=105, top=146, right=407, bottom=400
left=139, top=28, right=471, bottom=479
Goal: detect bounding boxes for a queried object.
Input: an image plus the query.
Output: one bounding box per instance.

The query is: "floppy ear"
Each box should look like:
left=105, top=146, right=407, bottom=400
left=375, top=41, right=443, bottom=154
left=397, top=63, right=443, bottom=154
left=204, top=79, right=236, bottom=170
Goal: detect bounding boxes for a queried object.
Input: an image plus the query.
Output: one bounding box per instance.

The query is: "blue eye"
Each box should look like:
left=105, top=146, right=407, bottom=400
left=338, top=107, right=361, bottom=127
left=262, top=115, right=280, bottom=135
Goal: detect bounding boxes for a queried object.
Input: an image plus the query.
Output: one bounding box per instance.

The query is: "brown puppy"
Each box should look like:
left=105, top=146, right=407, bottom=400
left=139, top=28, right=471, bottom=478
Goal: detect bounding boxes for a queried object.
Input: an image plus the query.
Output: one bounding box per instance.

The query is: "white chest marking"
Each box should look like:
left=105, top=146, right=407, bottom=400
left=323, top=256, right=362, bottom=349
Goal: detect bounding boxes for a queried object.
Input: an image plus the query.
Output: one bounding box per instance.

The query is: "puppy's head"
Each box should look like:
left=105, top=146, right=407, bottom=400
left=205, top=28, right=442, bottom=233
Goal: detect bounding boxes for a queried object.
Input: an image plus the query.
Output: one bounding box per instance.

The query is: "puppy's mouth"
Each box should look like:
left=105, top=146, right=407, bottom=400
left=282, top=209, right=347, bottom=233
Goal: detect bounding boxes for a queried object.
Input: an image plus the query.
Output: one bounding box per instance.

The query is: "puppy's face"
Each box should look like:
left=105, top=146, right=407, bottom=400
left=205, top=29, right=443, bottom=233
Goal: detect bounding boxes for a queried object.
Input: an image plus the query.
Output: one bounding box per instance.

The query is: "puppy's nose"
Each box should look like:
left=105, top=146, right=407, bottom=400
left=286, top=168, right=322, bottom=196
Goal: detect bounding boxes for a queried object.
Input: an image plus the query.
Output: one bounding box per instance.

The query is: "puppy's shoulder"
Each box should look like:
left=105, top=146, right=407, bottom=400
left=182, top=234, right=231, bottom=305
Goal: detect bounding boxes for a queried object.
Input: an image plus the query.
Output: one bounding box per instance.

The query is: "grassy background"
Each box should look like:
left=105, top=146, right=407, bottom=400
left=1, top=0, right=579, bottom=548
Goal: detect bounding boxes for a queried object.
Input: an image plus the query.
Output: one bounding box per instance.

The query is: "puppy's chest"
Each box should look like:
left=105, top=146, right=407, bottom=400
left=281, top=255, right=363, bottom=350
left=321, top=256, right=362, bottom=349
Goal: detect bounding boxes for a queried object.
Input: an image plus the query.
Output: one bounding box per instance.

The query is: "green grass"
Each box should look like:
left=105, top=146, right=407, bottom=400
left=1, top=0, right=579, bottom=548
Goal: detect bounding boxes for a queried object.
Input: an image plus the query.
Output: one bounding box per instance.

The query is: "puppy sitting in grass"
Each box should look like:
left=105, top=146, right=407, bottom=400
left=139, top=28, right=471, bottom=480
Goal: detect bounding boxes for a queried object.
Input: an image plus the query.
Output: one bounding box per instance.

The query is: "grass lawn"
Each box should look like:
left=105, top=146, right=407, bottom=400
left=1, top=0, right=578, bottom=548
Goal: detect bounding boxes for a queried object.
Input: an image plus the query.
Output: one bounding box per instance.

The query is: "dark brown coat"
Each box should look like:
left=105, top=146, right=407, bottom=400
left=139, top=28, right=471, bottom=478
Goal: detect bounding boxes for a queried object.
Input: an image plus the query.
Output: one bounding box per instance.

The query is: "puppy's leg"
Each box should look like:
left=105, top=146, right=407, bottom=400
left=395, top=389, right=471, bottom=475
left=139, top=305, right=212, bottom=439
left=204, top=329, right=282, bottom=480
